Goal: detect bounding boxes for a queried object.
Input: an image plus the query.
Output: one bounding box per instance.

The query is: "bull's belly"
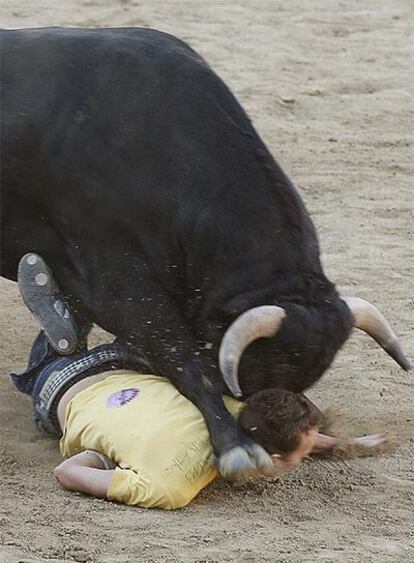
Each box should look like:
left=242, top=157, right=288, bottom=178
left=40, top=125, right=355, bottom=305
left=0, top=206, right=43, bottom=281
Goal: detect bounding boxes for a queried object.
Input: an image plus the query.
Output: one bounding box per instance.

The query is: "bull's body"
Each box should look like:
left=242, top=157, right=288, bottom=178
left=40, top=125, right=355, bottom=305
left=3, top=28, right=405, bottom=476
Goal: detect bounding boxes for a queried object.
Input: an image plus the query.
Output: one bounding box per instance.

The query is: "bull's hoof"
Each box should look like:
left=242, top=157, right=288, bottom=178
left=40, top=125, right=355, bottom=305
left=245, top=442, right=274, bottom=472
left=218, top=444, right=273, bottom=480
left=218, top=447, right=256, bottom=479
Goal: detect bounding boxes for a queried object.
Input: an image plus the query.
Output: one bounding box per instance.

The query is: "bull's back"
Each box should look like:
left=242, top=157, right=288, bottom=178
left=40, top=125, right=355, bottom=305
left=1, top=27, right=321, bottom=326
left=1, top=27, right=269, bottom=279
left=1, top=27, right=217, bottom=280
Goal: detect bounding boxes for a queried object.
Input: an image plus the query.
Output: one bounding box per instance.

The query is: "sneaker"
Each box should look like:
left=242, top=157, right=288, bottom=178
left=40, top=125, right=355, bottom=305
left=18, top=253, right=80, bottom=354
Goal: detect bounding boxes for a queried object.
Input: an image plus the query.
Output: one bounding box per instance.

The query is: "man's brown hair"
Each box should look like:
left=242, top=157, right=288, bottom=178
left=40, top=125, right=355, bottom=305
left=239, top=388, right=321, bottom=454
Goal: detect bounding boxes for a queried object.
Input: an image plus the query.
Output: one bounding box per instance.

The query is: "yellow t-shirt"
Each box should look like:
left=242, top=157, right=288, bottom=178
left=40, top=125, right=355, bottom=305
left=60, top=370, right=244, bottom=509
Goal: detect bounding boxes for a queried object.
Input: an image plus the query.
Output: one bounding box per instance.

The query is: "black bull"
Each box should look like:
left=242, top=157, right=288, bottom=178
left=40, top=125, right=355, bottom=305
left=1, top=27, right=411, bottom=477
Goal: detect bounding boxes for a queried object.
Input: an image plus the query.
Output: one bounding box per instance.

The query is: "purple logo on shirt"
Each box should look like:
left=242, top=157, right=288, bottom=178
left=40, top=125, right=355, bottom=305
left=106, top=388, right=139, bottom=408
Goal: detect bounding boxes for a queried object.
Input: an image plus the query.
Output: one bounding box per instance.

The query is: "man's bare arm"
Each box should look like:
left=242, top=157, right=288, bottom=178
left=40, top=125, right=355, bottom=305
left=54, top=450, right=115, bottom=499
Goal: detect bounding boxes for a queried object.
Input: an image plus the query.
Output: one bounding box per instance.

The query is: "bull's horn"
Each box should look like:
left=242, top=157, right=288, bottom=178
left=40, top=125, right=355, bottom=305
left=343, top=297, right=412, bottom=371
left=219, top=305, right=286, bottom=398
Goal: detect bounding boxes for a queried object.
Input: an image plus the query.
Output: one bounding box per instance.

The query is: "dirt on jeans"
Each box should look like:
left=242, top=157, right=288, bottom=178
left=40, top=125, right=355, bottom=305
left=1, top=1, right=413, bottom=562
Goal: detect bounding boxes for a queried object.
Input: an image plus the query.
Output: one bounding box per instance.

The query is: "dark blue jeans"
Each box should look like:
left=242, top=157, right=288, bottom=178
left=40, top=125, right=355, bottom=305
left=11, top=332, right=129, bottom=435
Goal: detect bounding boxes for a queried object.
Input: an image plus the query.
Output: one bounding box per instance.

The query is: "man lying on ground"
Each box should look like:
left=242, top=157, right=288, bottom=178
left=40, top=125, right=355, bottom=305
left=11, top=253, right=389, bottom=509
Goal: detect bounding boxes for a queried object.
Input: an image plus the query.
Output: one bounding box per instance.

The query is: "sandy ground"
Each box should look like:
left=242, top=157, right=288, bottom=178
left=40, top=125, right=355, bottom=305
left=1, top=1, right=413, bottom=562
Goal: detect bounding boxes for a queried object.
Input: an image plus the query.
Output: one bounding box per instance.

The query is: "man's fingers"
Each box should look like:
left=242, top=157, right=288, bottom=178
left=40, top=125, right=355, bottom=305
left=352, top=434, right=390, bottom=450
left=333, top=433, right=396, bottom=459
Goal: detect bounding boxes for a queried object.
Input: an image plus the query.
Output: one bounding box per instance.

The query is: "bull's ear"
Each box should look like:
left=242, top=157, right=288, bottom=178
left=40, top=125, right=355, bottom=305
left=342, top=297, right=411, bottom=371
left=219, top=305, right=286, bottom=398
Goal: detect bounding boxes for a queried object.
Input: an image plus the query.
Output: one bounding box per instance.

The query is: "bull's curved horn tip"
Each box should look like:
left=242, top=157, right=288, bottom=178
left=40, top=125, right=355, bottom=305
left=343, top=296, right=412, bottom=372
left=230, top=386, right=243, bottom=399
left=385, top=344, right=412, bottom=371
left=221, top=362, right=243, bottom=397
left=219, top=305, right=286, bottom=399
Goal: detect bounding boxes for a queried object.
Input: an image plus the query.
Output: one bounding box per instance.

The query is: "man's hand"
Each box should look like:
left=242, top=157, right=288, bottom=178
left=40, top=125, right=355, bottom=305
left=312, top=432, right=394, bottom=458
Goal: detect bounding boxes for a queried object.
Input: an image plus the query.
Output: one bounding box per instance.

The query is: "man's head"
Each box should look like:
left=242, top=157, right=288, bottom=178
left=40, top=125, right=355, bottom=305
left=239, top=388, right=321, bottom=472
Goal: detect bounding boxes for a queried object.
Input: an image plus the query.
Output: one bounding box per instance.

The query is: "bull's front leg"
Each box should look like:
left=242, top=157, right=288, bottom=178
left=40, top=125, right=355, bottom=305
left=109, top=286, right=273, bottom=479
left=163, top=355, right=273, bottom=478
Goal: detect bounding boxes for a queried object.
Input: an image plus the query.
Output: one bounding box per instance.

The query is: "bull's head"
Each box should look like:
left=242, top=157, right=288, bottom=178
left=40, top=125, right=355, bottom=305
left=219, top=297, right=412, bottom=398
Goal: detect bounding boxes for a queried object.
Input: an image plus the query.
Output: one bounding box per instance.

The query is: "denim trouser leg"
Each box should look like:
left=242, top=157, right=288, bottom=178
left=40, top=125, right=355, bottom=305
left=10, top=331, right=62, bottom=395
